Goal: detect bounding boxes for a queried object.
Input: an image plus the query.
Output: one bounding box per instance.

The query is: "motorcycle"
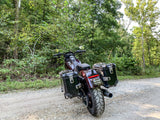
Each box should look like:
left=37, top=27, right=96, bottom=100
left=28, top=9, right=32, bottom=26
left=54, top=50, right=118, bottom=117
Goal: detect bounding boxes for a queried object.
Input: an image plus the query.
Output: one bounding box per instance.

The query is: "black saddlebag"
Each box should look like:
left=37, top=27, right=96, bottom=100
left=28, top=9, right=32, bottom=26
left=60, top=71, right=80, bottom=98
left=93, top=63, right=118, bottom=88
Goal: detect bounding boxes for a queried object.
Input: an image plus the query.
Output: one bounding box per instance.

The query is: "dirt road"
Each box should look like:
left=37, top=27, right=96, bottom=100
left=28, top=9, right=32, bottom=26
left=0, top=78, right=160, bottom=120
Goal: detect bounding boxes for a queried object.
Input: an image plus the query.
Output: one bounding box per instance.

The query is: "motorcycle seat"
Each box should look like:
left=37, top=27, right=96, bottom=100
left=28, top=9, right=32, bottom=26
left=77, top=63, right=91, bottom=71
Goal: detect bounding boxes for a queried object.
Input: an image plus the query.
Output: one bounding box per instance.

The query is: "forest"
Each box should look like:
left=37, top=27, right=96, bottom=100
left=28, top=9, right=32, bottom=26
left=0, top=0, right=160, bottom=91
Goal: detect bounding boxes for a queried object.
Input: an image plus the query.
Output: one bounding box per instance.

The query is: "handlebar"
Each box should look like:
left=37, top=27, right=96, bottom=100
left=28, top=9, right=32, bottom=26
left=53, top=50, right=86, bottom=57
left=75, top=50, right=86, bottom=53
left=53, top=53, right=64, bottom=57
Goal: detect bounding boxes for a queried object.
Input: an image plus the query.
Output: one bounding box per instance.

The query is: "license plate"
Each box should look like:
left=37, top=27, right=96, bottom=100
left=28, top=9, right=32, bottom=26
left=92, top=78, right=102, bottom=85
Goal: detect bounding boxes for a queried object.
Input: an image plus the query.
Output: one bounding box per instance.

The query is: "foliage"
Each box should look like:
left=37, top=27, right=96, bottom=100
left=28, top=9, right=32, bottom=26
left=0, top=79, right=60, bottom=92
left=122, top=0, right=160, bottom=69
left=110, top=56, right=141, bottom=75
left=1, top=57, right=53, bottom=81
left=0, top=0, right=160, bottom=89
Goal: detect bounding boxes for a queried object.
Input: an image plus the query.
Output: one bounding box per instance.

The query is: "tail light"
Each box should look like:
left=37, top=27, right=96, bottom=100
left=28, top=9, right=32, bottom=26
left=88, top=74, right=99, bottom=79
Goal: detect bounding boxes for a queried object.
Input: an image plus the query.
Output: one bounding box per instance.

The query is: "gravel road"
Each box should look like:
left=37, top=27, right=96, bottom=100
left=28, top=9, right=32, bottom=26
left=0, top=78, right=160, bottom=120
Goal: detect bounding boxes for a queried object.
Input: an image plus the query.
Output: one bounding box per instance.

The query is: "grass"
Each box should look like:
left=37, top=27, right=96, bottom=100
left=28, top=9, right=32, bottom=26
left=118, top=73, right=160, bottom=80
left=0, top=79, right=60, bottom=93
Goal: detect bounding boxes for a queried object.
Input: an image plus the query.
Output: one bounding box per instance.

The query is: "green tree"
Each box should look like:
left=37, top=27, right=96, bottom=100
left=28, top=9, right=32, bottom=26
left=122, top=0, right=160, bottom=70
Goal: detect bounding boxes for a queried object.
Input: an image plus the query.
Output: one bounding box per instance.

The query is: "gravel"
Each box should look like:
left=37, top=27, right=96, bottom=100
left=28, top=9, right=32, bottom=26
left=0, top=77, right=160, bottom=120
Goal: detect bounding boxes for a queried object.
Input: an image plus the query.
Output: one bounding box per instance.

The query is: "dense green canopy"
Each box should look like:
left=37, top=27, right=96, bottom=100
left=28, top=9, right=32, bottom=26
left=0, top=0, right=160, bottom=81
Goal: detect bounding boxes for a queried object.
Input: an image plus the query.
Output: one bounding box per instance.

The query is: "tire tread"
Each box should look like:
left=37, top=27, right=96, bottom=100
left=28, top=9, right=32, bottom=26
left=87, top=88, right=105, bottom=117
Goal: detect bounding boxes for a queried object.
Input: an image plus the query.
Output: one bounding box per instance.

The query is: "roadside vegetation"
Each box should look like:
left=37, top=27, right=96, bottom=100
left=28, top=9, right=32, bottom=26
left=0, top=0, right=160, bottom=92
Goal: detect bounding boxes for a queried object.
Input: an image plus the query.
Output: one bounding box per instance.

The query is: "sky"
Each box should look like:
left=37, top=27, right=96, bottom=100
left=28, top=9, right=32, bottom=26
left=118, top=0, right=160, bottom=33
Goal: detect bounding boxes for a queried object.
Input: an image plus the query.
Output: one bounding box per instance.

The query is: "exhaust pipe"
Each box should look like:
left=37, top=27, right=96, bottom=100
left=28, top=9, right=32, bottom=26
left=102, top=89, right=113, bottom=98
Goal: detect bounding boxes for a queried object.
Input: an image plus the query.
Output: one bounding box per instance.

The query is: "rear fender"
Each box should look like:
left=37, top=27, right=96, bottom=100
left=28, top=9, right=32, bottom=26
left=80, top=70, right=102, bottom=88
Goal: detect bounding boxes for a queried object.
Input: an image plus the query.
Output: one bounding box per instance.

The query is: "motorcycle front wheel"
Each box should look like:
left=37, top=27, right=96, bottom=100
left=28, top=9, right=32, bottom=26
left=87, top=88, right=105, bottom=117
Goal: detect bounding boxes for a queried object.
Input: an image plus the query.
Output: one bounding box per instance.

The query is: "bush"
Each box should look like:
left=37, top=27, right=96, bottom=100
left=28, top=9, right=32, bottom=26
left=1, top=55, right=54, bottom=81
left=0, top=68, right=10, bottom=81
left=110, top=56, right=142, bottom=75
left=144, top=66, right=160, bottom=75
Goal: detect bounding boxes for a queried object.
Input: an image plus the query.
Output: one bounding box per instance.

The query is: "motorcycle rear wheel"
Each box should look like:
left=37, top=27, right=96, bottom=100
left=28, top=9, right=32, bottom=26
left=87, top=88, right=105, bottom=117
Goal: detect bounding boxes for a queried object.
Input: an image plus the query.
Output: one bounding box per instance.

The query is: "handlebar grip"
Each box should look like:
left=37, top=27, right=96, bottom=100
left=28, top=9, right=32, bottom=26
left=75, top=50, right=86, bottom=53
left=80, top=50, right=86, bottom=52
left=53, top=53, right=63, bottom=57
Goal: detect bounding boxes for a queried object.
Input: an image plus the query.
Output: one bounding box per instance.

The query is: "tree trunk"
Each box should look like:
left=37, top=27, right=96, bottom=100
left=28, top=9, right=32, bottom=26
left=15, top=0, right=20, bottom=34
left=147, top=42, right=151, bottom=65
left=91, top=20, right=95, bottom=49
left=14, top=0, right=20, bottom=59
left=43, top=0, right=46, bottom=21
left=141, top=26, right=145, bottom=71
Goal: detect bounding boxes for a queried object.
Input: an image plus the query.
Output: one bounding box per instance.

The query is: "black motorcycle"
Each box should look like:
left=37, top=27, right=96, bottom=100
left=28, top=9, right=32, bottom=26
left=54, top=50, right=118, bottom=117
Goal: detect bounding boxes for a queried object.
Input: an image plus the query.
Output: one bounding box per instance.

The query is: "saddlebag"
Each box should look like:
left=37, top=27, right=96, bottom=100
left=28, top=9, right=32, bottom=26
left=60, top=71, right=80, bottom=98
left=93, top=63, right=118, bottom=88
